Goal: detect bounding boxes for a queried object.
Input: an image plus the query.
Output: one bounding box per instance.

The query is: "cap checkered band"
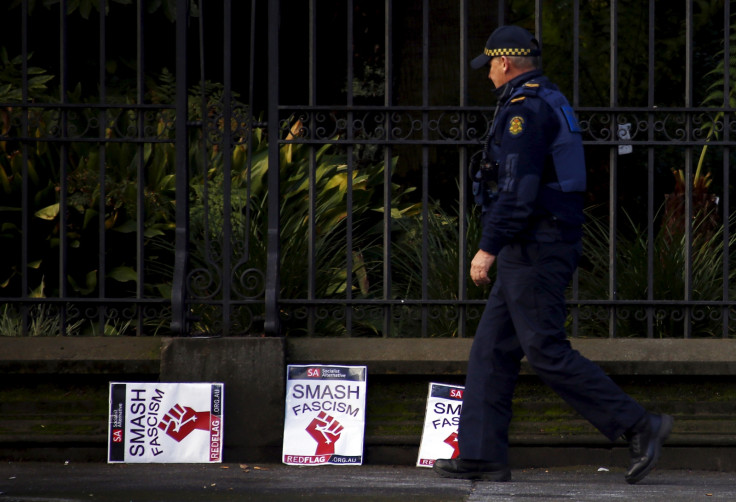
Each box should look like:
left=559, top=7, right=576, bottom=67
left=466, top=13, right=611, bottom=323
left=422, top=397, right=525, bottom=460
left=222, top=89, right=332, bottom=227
left=484, top=47, right=533, bottom=57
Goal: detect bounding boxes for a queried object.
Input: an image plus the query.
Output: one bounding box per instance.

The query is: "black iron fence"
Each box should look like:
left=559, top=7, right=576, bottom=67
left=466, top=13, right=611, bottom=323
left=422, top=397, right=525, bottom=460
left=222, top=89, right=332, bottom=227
left=0, top=0, right=734, bottom=338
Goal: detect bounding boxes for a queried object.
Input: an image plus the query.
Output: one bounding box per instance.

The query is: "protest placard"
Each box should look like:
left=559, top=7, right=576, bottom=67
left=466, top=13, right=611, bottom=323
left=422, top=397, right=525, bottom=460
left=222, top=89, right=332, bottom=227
left=416, top=382, right=464, bottom=467
left=283, top=365, right=367, bottom=466
left=108, top=382, right=223, bottom=463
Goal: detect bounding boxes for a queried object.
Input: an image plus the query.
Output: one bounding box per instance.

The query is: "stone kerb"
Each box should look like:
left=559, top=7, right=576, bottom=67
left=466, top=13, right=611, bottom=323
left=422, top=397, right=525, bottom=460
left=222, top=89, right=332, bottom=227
left=285, top=338, right=736, bottom=376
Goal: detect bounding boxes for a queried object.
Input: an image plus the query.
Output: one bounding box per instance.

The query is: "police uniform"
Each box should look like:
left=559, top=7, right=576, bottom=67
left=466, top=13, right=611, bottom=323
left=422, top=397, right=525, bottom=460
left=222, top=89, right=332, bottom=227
left=434, top=26, right=670, bottom=482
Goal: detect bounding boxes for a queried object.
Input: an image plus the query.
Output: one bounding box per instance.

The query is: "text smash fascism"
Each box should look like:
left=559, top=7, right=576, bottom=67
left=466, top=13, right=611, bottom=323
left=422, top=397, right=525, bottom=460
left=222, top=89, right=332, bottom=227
left=432, top=401, right=461, bottom=428
left=128, top=388, right=165, bottom=457
left=290, top=384, right=361, bottom=417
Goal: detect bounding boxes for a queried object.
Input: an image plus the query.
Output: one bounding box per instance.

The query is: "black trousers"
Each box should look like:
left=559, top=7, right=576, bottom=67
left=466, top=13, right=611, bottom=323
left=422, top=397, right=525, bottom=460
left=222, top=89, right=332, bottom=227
left=458, top=241, right=646, bottom=464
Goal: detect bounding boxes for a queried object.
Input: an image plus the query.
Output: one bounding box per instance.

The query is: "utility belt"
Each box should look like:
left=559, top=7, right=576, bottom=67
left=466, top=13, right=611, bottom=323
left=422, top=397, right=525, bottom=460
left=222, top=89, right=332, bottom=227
left=529, top=216, right=563, bottom=243
left=522, top=215, right=583, bottom=244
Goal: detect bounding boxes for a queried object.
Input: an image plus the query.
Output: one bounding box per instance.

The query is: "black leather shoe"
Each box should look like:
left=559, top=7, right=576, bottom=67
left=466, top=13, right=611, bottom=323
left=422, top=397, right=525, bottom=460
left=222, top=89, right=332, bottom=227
left=433, top=458, right=511, bottom=481
left=625, top=413, right=673, bottom=484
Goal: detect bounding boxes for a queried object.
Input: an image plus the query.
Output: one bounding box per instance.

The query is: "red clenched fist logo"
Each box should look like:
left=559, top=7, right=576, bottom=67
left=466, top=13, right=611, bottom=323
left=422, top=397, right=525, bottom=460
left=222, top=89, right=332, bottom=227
left=158, top=404, right=211, bottom=442
left=444, top=430, right=460, bottom=459
left=306, top=411, right=344, bottom=455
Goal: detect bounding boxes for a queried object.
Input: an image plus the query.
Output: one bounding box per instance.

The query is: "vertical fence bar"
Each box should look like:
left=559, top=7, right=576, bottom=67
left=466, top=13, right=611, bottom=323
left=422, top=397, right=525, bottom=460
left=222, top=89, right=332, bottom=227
left=98, top=0, right=108, bottom=335
left=683, top=0, right=694, bottom=338
left=457, top=0, right=469, bottom=338
left=221, top=0, right=234, bottom=336
left=197, top=3, right=213, bottom=326
left=232, top=0, right=259, bottom=333
left=136, top=0, right=146, bottom=334
left=265, top=0, right=281, bottom=336
left=20, top=0, right=30, bottom=335
left=382, top=0, right=394, bottom=337
left=421, top=0, right=430, bottom=337
left=59, top=0, right=70, bottom=334
left=608, top=0, right=619, bottom=338
left=171, top=0, right=190, bottom=335
left=307, top=0, right=317, bottom=336
left=346, top=0, right=355, bottom=336
left=570, top=0, right=581, bottom=337
left=722, top=0, right=731, bottom=338
left=646, top=0, right=656, bottom=338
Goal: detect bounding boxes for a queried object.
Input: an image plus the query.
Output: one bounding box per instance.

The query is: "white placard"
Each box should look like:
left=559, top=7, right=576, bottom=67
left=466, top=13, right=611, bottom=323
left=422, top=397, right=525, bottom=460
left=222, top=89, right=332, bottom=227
left=416, top=382, right=464, bottom=467
left=283, top=365, right=367, bottom=466
left=108, top=382, right=224, bottom=463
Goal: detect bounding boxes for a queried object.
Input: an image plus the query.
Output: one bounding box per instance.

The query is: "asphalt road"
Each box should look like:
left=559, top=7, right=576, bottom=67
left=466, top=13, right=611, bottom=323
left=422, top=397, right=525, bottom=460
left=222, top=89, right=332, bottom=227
left=1, top=461, right=736, bottom=502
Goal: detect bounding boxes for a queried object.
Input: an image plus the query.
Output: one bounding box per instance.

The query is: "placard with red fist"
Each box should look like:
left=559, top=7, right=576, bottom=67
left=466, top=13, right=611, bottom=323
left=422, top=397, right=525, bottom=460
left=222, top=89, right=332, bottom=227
left=416, top=382, right=464, bottom=467
left=108, top=382, right=224, bottom=463
left=282, top=365, right=367, bottom=466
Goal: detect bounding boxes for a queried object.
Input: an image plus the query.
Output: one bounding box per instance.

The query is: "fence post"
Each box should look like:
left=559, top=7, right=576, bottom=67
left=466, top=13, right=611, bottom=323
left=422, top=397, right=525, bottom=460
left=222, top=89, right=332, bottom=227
left=171, top=0, right=190, bottom=335
left=265, top=0, right=281, bottom=336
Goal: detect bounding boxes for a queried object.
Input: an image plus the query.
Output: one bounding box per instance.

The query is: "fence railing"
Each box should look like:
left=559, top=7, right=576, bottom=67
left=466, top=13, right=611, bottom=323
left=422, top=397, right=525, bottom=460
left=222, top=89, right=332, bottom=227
left=0, top=0, right=734, bottom=338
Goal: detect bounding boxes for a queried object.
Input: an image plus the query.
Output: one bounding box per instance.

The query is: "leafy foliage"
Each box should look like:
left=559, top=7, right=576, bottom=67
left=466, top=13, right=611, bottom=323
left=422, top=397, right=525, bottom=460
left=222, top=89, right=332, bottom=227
left=578, top=207, right=736, bottom=338
left=7, top=0, right=188, bottom=21
left=0, top=304, right=84, bottom=336
left=177, top=96, right=422, bottom=335
left=0, top=61, right=179, bottom=334
left=390, top=202, right=488, bottom=337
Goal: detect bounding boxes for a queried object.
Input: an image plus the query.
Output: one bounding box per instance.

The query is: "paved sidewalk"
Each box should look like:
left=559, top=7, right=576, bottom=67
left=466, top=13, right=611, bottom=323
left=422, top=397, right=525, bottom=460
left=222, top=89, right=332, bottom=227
left=1, top=461, right=735, bottom=501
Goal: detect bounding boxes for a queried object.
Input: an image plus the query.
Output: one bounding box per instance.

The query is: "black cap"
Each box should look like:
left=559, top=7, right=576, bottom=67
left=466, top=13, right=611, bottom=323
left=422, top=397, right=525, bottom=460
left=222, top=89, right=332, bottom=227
left=470, top=25, right=541, bottom=69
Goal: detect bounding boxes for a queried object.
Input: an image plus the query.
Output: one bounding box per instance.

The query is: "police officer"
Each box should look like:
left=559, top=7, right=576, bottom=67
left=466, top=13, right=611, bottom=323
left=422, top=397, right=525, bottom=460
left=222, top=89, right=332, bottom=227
left=433, top=25, right=672, bottom=485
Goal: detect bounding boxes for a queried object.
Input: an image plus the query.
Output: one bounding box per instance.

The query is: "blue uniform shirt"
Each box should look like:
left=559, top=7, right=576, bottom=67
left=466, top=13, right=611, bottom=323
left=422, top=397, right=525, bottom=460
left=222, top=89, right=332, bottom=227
left=478, top=70, right=585, bottom=256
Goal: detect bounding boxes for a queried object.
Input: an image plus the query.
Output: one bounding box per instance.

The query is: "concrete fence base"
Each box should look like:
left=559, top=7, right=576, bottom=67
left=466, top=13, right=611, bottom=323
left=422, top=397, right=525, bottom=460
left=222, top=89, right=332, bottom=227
left=1, top=337, right=735, bottom=469
left=159, top=337, right=285, bottom=462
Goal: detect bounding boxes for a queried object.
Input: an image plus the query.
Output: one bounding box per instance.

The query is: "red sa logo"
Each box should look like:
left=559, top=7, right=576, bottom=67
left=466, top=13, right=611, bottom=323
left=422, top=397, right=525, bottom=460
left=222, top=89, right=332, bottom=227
left=450, top=389, right=464, bottom=399
left=307, top=368, right=321, bottom=377
left=112, top=429, right=123, bottom=443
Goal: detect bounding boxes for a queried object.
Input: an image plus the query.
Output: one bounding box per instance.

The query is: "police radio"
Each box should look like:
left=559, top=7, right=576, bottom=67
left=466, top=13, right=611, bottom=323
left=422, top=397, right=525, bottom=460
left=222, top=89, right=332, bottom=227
left=469, top=85, right=510, bottom=207
left=469, top=150, right=499, bottom=206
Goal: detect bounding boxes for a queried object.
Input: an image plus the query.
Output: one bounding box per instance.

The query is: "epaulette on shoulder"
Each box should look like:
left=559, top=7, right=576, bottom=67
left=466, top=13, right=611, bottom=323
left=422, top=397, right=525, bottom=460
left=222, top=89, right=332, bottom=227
left=509, top=80, right=542, bottom=104
left=519, top=82, right=541, bottom=95
left=509, top=82, right=541, bottom=104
